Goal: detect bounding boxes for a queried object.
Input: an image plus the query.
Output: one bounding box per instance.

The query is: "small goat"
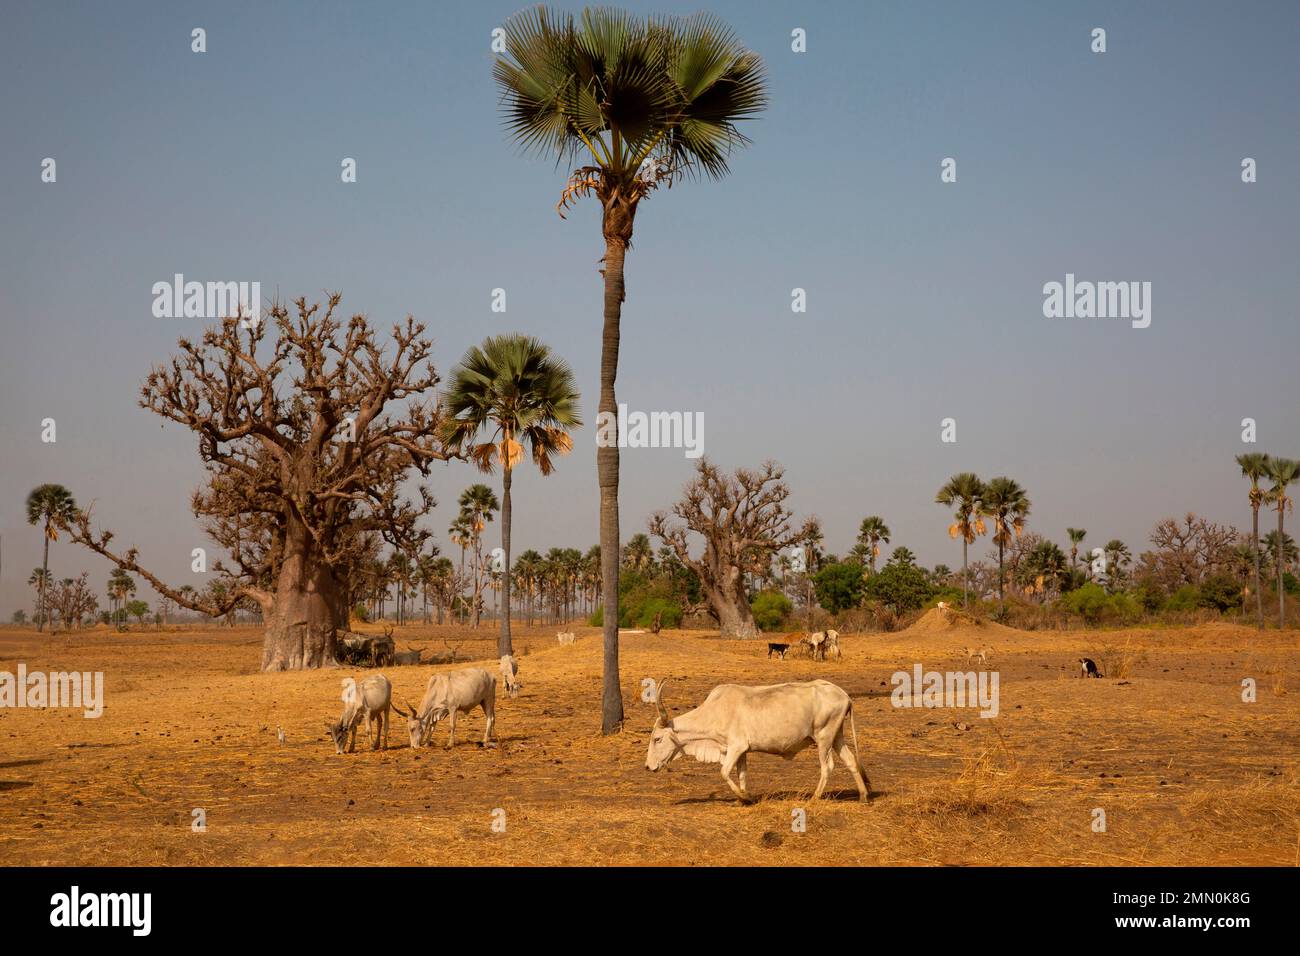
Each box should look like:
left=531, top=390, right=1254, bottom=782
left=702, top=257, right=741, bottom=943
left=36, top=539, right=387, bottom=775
left=326, top=674, right=392, bottom=754
left=1078, top=657, right=1103, bottom=679
left=767, top=642, right=790, bottom=659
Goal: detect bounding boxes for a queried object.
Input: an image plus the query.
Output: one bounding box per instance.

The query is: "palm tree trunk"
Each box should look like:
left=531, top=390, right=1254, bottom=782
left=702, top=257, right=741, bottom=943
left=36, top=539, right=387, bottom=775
left=1252, top=501, right=1263, bottom=629
left=499, top=463, right=514, bottom=657
left=998, top=539, right=1005, bottom=603
left=599, top=234, right=627, bottom=734
left=38, top=524, right=50, bottom=632
left=1278, top=505, right=1286, bottom=629
left=961, top=536, right=969, bottom=607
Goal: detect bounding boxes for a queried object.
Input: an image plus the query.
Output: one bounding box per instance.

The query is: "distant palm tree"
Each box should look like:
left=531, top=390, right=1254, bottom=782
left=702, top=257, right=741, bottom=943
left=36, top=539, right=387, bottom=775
left=458, top=484, right=501, bottom=630
left=622, top=534, right=654, bottom=573
left=27, top=568, right=51, bottom=622
left=107, top=568, right=136, bottom=627
left=1103, top=539, right=1130, bottom=590
left=447, top=514, right=474, bottom=622
left=856, top=516, right=891, bottom=574
left=1261, top=531, right=1298, bottom=578
left=980, top=477, right=1031, bottom=602
left=1237, top=452, right=1272, bottom=629
left=513, top=549, right=544, bottom=626
left=935, top=473, right=987, bottom=607
left=1265, top=457, right=1300, bottom=627
left=1022, top=541, right=1067, bottom=601
left=25, top=484, right=77, bottom=631
left=442, top=335, right=581, bottom=655
left=495, top=7, right=768, bottom=734
left=1066, top=527, right=1087, bottom=571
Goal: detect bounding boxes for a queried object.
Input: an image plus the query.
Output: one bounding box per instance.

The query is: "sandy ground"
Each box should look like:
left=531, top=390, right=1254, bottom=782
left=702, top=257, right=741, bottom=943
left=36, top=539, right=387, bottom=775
left=1, top=615, right=1297, bottom=866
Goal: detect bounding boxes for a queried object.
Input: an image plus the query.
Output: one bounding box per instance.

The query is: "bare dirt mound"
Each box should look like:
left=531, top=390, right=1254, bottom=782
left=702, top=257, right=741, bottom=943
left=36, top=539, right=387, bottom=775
left=902, top=605, right=1023, bottom=640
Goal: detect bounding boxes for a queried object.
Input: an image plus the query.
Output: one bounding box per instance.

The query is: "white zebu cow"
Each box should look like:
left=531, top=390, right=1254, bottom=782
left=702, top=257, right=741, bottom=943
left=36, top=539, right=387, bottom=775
left=500, top=654, right=522, bottom=698
left=326, top=674, right=392, bottom=754
left=556, top=631, right=576, bottom=645
left=645, top=679, right=870, bottom=803
left=394, top=667, right=496, bottom=749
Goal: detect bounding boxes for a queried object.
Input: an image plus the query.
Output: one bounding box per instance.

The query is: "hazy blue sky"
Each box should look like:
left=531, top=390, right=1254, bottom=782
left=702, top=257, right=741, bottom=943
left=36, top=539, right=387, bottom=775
left=2, top=1, right=1297, bottom=615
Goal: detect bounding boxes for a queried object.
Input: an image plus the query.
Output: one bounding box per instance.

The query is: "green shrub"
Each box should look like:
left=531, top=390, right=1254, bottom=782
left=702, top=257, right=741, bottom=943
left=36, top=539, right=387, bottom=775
left=1198, top=574, right=1241, bottom=612
left=864, top=562, right=933, bottom=614
left=813, top=562, right=865, bottom=614
left=1062, top=582, right=1109, bottom=624
left=750, top=590, right=793, bottom=631
left=1165, top=585, right=1201, bottom=612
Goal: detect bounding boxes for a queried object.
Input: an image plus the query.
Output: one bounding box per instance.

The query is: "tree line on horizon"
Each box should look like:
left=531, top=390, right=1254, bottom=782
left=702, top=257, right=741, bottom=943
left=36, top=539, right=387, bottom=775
left=19, top=452, right=1300, bottom=636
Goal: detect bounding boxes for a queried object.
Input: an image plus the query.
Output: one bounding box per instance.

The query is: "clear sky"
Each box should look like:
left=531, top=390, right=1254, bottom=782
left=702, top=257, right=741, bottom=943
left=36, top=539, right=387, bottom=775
left=1, top=0, right=1297, bottom=614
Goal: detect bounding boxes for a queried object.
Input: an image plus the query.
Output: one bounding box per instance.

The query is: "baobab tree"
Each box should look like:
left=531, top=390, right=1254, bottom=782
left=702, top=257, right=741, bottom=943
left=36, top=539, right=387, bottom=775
left=68, top=296, right=457, bottom=670
left=649, top=459, right=815, bottom=639
left=495, top=7, right=768, bottom=731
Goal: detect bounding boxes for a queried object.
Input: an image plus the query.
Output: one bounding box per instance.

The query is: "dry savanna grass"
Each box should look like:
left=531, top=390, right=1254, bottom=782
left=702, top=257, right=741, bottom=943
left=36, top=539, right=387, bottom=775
left=1, top=615, right=1297, bottom=866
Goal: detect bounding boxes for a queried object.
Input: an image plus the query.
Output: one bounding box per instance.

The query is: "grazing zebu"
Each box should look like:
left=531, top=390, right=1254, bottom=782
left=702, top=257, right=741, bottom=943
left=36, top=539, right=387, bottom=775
left=393, top=667, right=496, bottom=749
left=644, top=679, right=870, bottom=803
left=326, top=674, right=392, bottom=754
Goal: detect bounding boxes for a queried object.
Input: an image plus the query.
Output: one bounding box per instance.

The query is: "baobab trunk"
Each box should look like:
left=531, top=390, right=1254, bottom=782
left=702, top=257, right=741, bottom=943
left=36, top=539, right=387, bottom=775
left=260, top=518, right=340, bottom=671
left=714, top=590, right=760, bottom=639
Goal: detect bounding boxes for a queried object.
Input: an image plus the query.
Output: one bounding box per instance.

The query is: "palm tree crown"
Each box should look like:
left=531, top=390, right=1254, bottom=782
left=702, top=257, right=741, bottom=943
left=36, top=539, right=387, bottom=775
left=495, top=7, right=768, bottom=196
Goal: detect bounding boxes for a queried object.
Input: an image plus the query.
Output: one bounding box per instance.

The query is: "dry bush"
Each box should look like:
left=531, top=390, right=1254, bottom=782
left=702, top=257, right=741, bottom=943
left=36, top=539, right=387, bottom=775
left=1098, top=637, right=1148, bottom=679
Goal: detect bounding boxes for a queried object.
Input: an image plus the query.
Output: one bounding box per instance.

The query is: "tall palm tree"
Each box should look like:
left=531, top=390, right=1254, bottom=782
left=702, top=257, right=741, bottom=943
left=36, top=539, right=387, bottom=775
left=935, top=473, right=987, bottom=607
left=1066, top=527, right=1087, bottom=571
left=25, top=484, right=77, bottom=631
left=1237, top=452, right=1271, bottom=629
left=442, top=335, right=582, bottom=655
left=1265, top=457, right=1299, bottom=627
left=458, top=484, right=501, bottom=629
left=981, top=477, right=1031, bottom=602
left=856, top=516, right=891, bottom=574
left=495, top=7, right=768, bottom=733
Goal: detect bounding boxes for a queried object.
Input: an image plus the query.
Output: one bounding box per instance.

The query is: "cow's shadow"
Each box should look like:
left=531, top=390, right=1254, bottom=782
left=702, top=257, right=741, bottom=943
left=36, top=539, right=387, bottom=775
left=0, top=759, right=46, bottom=770
left=0, top=781, right=34, bottom=792
left=673, top=787, right=884, bottom=806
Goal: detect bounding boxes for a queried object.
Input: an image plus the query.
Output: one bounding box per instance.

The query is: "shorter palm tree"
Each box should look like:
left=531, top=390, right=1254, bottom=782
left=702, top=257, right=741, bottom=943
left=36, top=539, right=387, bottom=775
left=443, top=335, right=581, bottom=654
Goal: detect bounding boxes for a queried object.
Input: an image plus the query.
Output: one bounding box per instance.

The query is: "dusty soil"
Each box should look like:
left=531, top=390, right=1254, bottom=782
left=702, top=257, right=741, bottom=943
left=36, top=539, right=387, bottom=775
left=1, top=618, right=1296, bottom=866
